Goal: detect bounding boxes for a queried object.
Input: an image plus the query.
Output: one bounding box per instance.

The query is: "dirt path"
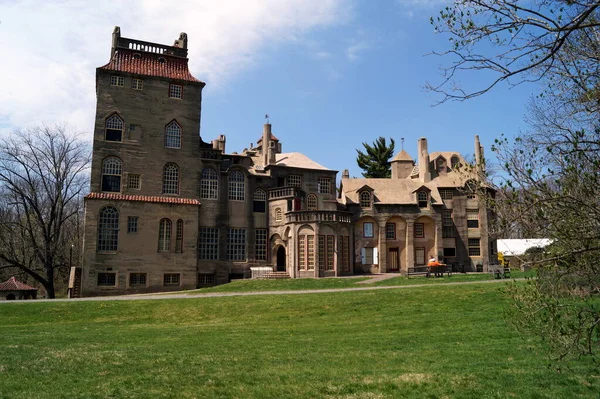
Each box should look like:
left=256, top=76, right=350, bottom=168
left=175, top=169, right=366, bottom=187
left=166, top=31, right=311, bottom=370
left=1, top=278, right=521, bottom=304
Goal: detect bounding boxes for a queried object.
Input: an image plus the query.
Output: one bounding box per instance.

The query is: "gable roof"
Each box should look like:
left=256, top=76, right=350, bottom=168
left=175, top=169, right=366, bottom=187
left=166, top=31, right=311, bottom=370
left=0, top=277, right=37, bottom=292
left=98, top=49, right=204, bottom=84
left=274, top=152, right=334, bottom=171
left=340, top=178, right=443, bottom=205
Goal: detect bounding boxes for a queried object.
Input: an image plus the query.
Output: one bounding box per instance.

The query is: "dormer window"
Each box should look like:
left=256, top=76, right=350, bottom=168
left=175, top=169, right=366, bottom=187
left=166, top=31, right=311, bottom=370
left=417, top=191, right=428, bottom=208
left=437, top=158, right=447, bottom=174
left=359, top=191, right=372, bottom=208
left=451, top=156, right=460, bottom=169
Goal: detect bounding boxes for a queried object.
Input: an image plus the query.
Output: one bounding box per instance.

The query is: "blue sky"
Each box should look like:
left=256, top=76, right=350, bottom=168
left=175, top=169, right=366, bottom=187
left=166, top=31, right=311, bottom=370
left=0, top=0, right=534, bottom=180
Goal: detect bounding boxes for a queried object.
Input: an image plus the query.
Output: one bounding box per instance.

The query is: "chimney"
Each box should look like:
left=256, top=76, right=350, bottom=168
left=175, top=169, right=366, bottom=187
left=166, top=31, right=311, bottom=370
left=174, top=32, right=188, bottom=49
left=474, top=135, right=485, bottom=176
left=417, top=137, right=431, bottom=182
left=262, top=123, right=272, bottom=166
left=111, top=26, right=121, bottom=58
left=342, top=169, right=350, bottom=179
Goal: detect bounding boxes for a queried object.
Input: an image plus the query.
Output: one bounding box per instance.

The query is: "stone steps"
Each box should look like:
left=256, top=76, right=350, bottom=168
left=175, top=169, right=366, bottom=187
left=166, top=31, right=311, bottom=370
left=260, top=272, right=291, bottom=280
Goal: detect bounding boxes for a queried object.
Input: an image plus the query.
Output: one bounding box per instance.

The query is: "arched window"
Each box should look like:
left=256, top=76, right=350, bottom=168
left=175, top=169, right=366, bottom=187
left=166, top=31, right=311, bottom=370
left=359, top=191, right=371, bottom=208
left=451, top=156, right=460, bottom=169
left=105, top=114, right=124, bottom=141
left=101, top=157, right=122, bottom=192
left=228, top=170, right=245, bottom=201
left=158, top=218, right=172, bottom=252
left=275, top=207, right=283, bottom=222
left=98, top=206, right=119, bottom=251
left=163, top=163, right=179, bottom=194
left=165, top=121, right=182, bottom=149
left=175, top=219, right=184, bottom=253
left=200, top=168, right=218, bottom=200
left=307, top=194, right=318, bottom=210
left=417, top=191, right=428, bottom=208
left=253, top=189, right=266, bottom=213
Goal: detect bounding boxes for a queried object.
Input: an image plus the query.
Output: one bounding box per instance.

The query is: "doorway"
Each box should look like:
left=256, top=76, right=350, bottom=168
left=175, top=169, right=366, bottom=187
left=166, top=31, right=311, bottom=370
left=276, top=246, right=286, bottom=272
left=388, top=248, right=400, bottom=272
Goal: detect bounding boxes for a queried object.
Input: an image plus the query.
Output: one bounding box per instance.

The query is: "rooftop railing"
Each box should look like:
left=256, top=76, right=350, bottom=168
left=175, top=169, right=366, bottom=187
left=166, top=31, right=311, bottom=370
left=286, top=210, right=352, bottom=224
left=117, top=37, right=188, bottom=58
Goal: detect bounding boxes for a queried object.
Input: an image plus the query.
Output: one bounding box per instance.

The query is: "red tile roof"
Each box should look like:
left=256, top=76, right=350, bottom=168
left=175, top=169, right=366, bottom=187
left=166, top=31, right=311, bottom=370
left=98, top=49, right=204, bottom=84
left=0, top=277, right=38, bottom=291
left=257, top=132, right=279, bottom=142
left=86, top=192, right=201, bottom=205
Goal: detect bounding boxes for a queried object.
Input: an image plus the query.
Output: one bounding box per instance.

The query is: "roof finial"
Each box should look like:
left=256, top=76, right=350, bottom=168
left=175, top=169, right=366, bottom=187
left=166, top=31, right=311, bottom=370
left=265, top=114, right=270, bottom=124
left=401, top=137, right=405, bottom=150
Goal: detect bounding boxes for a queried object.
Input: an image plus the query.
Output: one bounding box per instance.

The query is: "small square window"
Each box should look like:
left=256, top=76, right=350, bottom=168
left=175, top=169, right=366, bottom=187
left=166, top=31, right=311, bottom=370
left=287, top=175, right=302, bottom=187
left=129, top=273, right=146, bottom=287
left=97, top=272, right=116, bottom=286
left=169, top=84, right=183, bottom=99
left=198, top=273, right=215, bottom=287
left=414, top=223, right=424, bottom=238
left=440, top=189, right=453, bottom=200
left=468, top=238, right=481, bottom=257
left=164, top=273, right=180, bottom=286
left=132, top=78, right=143, bottom=90
left=127, top=216, right=139, bottom=233
left=128, top=174, right=141, bottom=190
left=318, top=177, right=331, bottom=194
left=385, top=223, right=396, bottom=240
left=110, top=76, right=124, bottom=87
left=467, top=209, right=479, bottom=229
left=443, top=247, right=456, bottom=257
left=363, top=222, right=374, bottom=238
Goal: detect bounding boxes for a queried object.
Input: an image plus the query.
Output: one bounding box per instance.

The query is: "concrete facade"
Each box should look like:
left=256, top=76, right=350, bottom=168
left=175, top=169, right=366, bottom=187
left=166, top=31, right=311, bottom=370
left=81, top=27, right=496, bottom=297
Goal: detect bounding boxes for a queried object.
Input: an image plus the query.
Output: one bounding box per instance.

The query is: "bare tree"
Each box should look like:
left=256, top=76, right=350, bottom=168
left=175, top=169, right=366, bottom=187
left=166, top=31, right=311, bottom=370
left=0, top=125, right=89, bottom=298
left=428, top=1, right=600, bottom=105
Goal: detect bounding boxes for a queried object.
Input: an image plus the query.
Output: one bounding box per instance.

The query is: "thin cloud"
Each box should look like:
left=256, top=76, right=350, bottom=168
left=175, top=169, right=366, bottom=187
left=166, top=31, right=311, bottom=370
left=0, top=0, right=350, bottom=136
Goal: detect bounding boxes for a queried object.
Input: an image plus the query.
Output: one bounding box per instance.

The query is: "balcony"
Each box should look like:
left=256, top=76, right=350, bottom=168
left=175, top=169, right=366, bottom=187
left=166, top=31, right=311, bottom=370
left=286, top=210, right=352, bottom=224
left=269, top=186, right=301, bottom=200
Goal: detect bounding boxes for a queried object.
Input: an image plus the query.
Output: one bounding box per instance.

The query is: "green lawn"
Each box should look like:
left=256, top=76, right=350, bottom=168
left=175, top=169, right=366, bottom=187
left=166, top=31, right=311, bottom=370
left=0, top=282, right=596, bottom=398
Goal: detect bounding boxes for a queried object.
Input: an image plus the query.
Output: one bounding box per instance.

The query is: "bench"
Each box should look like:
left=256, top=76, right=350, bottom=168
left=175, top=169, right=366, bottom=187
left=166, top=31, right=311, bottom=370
left=489, top=264, right=511, bottom=279
left=407, top=265, right=452, bottom=278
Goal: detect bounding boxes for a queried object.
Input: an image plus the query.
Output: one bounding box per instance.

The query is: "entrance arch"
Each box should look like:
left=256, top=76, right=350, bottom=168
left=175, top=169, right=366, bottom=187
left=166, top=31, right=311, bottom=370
left=276, top=246, right=286, bottom=272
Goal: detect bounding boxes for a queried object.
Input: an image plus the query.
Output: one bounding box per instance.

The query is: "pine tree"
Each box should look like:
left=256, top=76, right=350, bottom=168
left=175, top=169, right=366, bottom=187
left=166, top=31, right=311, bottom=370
left=355, top=137, right=395, bottom=178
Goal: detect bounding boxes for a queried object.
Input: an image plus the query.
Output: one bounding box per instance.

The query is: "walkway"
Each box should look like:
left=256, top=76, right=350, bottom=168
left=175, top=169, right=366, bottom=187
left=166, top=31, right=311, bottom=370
left=0, top=278, right=521, bottom=303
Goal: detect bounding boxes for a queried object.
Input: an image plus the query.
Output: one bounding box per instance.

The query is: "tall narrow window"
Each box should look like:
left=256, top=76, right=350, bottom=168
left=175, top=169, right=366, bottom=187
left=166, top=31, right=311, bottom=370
left=253, top=189, right=266, bottom=213
left=101, top=157, right=122, bottom=192
left=163, top=163, right=179, bottom=194
left=385, top=223, right=396, bottom=240
left=127, top=216, right=139, bottom=233
left=105, top=114, right=124, bottom=142
left=255, top=229, right=267, bottom=261
left=200, top=168, right=218, bottom=200
left=298, top=235, right=306, bottom=270
left=360, top=191, right=371, bottom=208
left=307, top=235, right=315, bottom=270
left=414, top=223, right=424, bottom=238
left=199, top=227, right=218, bottom=260
left=326, top=235, right=335, bottom=271
left=98, top=206, right=119, bottom=251
left=318, top=177, right=331, bottom=194
left=158, top=219, right=172, bottom=252
left=417, top=191, right=428, bottom=208
left=175, top=219, right=184, bottom=253
left=165, top=121, right=182, bottom=149
left=307, top=194, right=318, bottom=211
left=338, top=236, right=350, bottom=272
left=228, top=170, right=245, bottom=201
left=363, top=222, right=374, bottom=238
left=227, top=228, right=246, bottom=261
left=442, top=210, right=454, bottom=238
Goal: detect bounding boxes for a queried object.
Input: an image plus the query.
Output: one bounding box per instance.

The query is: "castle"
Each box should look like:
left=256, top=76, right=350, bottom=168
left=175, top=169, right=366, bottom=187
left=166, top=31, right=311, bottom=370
left=81, top=28, right=495, bottom=296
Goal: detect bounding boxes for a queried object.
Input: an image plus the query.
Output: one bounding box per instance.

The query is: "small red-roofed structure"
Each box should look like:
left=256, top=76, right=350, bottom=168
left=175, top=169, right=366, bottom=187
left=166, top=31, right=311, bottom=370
left=0, top=277, right=38, bottom=300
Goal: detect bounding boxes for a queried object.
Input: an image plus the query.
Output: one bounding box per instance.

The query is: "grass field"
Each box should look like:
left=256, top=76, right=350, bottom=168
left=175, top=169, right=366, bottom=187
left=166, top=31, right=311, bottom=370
left=0, top=280, right=597, bottom=398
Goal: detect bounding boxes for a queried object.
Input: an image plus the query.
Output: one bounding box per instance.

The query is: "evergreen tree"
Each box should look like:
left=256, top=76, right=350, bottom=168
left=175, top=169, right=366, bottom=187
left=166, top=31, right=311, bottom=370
left=355, top=137, right=395, bottom=178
